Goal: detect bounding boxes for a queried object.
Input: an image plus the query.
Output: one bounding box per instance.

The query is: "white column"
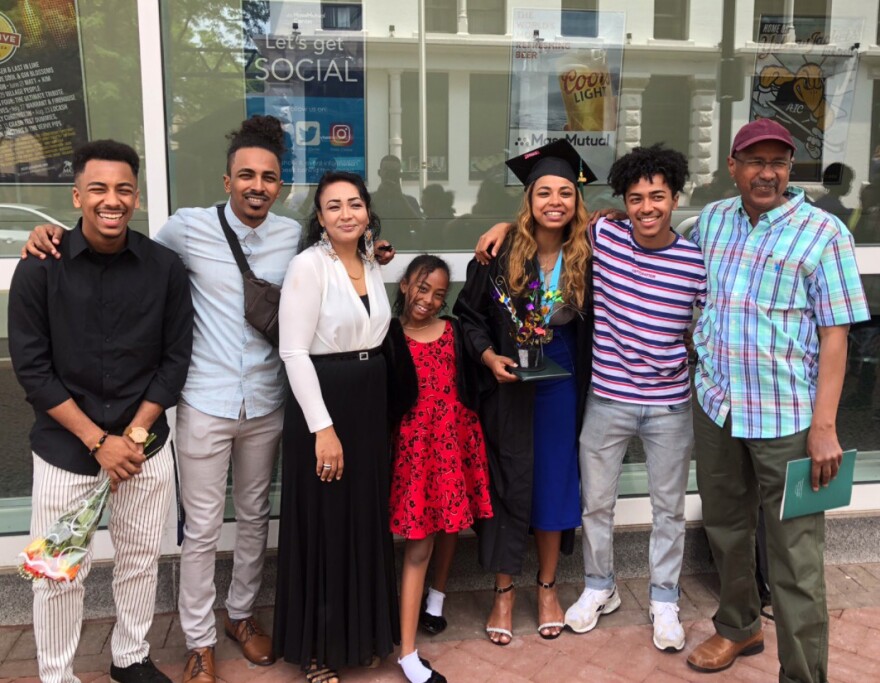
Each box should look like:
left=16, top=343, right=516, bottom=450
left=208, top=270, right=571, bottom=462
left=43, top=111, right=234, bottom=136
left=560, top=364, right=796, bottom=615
left=689, top=80, right=717, bottom=188
left=388, top=69, right=403, bottom=160
left=136, top=0, right=170, bottom=235
left=783, top=0, right=796, bottom=43
left=616, top=77, right=649, bottom=156
left=457, top=0, right=469, bottom=35
left=448, top=71, right=470, bottom=202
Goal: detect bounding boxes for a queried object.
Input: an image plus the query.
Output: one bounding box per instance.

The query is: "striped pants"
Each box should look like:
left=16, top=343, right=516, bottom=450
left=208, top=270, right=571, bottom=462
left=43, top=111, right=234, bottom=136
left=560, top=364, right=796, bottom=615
left=30, top=444, right=174, bottom=683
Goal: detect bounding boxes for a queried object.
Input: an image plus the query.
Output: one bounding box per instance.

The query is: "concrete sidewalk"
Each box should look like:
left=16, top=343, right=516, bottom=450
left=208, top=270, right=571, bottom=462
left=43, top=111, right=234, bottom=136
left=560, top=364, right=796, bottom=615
left=2, top=564, right=879, bottom=682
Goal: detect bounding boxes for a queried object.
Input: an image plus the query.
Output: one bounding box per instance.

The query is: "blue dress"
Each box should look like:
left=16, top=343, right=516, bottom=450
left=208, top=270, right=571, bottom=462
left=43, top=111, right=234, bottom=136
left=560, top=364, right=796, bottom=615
left=531, top=322, right=582, bottom=531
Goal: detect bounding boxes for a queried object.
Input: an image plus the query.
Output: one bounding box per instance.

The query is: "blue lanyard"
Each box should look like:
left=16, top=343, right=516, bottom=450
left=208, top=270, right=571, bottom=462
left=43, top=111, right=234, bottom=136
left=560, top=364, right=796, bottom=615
left=538, top=251, right=562, bottom=324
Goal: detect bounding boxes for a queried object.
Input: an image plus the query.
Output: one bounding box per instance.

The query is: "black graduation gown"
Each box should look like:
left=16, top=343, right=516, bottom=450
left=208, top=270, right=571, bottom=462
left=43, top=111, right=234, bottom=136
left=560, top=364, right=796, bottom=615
left=453, top=246, right=593, bottom=575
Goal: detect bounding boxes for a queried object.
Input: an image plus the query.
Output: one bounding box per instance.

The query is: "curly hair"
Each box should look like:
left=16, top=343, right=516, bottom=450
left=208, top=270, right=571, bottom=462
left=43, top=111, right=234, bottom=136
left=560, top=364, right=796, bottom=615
left=392, top=254, right=451, bottom=318
left=73, top=140, right=140, bottom=178
left=506, top=184, right=591, bottom=310
left=226, top=115, right=286, bottom=173
left=300, top=171, right=382, bottom=257
left=607, top=144, right=689, bottom=197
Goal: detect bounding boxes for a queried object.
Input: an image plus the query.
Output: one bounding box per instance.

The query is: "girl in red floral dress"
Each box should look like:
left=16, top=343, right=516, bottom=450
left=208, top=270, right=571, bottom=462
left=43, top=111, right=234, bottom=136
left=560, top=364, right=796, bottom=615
left=390, top=255, right=492, bottom=683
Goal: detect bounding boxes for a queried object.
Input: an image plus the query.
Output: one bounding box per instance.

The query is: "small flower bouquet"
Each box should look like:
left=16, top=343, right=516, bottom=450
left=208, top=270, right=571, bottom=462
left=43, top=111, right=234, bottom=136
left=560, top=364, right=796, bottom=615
left=19, top=434, right=157, bottom=583
left=493, top=277, right=564, bottom=370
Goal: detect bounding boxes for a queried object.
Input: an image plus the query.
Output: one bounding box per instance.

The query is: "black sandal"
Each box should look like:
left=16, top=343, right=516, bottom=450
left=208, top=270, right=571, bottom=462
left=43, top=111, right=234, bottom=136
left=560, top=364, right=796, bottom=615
left=536, top=574, right=564, bottom=640
left=485, top=582, right=515, bottom=646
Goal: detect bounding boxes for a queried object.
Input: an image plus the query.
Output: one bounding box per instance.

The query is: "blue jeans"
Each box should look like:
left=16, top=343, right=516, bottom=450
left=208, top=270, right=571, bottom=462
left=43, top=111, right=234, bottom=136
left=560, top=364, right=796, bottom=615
left=578, top=391, right=693, bottom=602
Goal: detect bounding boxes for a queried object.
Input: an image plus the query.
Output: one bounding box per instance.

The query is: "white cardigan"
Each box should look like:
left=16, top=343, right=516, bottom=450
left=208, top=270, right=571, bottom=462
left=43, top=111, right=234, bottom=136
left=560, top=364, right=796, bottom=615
left=279, top=245, right=391, bottom=432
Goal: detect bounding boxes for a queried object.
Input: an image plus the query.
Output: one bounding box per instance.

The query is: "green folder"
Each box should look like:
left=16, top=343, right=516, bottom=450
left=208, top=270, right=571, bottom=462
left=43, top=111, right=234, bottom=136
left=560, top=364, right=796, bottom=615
left=780, top=449, right=857, bottom=520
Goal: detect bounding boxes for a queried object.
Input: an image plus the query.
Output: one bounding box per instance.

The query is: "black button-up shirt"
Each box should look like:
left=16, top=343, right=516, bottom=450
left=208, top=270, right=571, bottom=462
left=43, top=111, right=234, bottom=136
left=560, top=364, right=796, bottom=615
left=8, top=222, right=194, bottom=476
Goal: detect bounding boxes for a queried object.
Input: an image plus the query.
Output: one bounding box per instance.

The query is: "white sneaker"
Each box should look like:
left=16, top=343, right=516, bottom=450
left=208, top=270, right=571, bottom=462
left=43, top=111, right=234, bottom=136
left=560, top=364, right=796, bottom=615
left=650, top=600, right=685, bottom=652
left=564, top=585, right=621, bottom=633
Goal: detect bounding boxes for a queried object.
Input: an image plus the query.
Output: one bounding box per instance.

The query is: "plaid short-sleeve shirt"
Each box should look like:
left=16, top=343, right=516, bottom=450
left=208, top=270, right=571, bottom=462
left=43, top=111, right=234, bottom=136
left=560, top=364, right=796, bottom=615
left=691, top=186, right=869, bottom=439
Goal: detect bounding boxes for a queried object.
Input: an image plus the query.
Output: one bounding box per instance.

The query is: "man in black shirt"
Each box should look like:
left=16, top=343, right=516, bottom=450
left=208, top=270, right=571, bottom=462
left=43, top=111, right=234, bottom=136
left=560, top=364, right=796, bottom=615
left=8, top=140, right=193, bottom=683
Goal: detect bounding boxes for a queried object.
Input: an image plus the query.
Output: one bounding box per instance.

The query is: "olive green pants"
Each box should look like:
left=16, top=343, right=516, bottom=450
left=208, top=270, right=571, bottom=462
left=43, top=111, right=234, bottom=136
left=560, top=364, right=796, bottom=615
left=693, top=403, right=828, bottom=683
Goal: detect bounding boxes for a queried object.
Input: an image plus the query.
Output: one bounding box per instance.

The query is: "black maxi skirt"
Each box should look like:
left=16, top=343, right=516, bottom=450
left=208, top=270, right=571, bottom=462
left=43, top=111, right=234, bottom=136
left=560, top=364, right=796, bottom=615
left=273, top=350, right=400, bottom=670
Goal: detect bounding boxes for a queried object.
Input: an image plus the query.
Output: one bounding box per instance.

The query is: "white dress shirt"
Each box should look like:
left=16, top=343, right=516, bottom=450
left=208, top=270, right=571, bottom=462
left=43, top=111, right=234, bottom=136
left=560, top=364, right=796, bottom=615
left=279, top=244, right=391, bottom=432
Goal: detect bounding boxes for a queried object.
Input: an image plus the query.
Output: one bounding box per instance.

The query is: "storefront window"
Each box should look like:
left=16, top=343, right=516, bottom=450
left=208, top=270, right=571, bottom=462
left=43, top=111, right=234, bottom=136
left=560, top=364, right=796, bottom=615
left=3, top=0, right=880, bottom=536
left=0, top=0, right=146, bottom=512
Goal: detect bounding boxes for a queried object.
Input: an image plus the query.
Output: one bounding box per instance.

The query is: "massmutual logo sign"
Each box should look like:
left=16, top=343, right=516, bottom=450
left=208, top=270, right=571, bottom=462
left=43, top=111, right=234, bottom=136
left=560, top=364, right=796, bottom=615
left=0, top=12, right=21, bottom=66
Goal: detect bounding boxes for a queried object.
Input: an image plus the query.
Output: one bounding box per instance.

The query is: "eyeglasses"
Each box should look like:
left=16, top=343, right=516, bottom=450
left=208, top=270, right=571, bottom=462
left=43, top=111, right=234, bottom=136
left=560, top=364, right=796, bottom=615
left=733, top=156, right=792, bottom=172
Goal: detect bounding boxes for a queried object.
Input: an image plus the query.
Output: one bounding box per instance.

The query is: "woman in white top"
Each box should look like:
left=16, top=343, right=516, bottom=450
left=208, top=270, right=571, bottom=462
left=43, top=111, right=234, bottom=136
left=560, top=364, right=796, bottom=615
left=274, top=172, right=399, bottom=683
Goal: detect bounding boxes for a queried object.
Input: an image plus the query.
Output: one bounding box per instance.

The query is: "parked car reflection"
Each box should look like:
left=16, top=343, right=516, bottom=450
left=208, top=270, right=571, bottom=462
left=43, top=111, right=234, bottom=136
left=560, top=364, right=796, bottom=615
left=0, top=204, right=71, bottom=257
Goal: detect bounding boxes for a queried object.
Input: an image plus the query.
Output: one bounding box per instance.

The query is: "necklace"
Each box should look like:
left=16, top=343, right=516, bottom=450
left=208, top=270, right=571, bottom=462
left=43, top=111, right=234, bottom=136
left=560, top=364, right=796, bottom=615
left=403, top=319, right=435, bottom=331
left=343, top=261, right=364, bottom=280
left=538, top=250, right=561, bottom=273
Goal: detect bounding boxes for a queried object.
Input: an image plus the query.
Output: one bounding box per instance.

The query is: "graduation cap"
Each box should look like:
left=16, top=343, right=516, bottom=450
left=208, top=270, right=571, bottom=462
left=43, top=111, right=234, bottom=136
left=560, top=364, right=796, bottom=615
left=505, top=139, right=598, bottom=189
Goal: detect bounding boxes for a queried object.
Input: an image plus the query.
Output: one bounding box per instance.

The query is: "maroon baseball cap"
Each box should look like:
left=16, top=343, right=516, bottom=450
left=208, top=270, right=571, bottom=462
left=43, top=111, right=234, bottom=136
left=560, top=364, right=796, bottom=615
left=730, top=119, right=796, bottom=156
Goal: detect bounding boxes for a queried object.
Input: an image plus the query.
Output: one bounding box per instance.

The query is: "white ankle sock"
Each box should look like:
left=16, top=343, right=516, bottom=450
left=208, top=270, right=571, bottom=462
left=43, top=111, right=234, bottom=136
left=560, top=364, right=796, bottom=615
left=425, top=587, right=445, bottom=617
left=398, top=649, right=432, bottom=683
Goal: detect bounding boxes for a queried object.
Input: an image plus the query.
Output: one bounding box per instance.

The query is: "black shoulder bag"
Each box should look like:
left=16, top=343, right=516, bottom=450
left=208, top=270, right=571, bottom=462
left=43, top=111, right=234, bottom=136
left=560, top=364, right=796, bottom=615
left=216, top=205, right=281, bottom=346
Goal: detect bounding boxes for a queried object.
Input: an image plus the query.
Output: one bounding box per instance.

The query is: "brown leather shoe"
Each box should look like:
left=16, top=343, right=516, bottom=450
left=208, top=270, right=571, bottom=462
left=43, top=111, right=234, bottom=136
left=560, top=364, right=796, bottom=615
left=687, top=631, right=764, bottom=673
left=224, top=614, right=275, bottom=666
left=182, top=647, right=215, bottom=683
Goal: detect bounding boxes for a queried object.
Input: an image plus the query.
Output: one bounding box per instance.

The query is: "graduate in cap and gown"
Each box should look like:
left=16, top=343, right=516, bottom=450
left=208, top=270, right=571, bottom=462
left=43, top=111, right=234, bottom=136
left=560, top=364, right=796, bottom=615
left=453, top=139, right=595, bottom=645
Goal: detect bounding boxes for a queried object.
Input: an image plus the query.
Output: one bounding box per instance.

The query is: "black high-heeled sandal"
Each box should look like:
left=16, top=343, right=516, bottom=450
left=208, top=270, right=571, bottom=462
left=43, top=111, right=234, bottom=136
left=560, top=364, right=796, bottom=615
left=536, top=574, right=564, bottom=640
left=485, top=582, right=515, bottom=646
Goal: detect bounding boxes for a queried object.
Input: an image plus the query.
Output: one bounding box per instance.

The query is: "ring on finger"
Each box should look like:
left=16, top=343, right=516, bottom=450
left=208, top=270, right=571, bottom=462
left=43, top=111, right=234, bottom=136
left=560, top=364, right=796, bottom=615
left=322, top=464, right=332, bottom=469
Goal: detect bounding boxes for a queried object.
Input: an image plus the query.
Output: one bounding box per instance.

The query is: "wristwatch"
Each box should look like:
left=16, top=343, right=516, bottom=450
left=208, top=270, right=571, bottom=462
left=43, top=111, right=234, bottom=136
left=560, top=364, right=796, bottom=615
left=124, top=426, right=149, bottom=445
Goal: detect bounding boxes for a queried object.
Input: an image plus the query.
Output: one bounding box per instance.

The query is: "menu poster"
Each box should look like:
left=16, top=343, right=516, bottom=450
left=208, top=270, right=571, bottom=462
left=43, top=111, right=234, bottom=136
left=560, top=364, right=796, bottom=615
left=751, top=15, right=862, bottom=182
left=0, top=1, right=89, bottom=184
left=243, top=0, right=365, bottom=184
left=508, top=8, right=624, bottom=185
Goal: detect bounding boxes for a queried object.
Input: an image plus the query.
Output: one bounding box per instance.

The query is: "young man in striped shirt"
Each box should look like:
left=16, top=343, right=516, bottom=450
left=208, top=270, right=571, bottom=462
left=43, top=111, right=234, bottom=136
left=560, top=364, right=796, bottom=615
left=562, top=145, right=706, bottom=652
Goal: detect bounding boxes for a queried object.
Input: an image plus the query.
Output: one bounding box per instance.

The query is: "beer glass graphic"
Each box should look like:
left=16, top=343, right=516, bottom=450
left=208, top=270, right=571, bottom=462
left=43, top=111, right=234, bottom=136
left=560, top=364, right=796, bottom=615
left=557, top=49, right=617, bottom=132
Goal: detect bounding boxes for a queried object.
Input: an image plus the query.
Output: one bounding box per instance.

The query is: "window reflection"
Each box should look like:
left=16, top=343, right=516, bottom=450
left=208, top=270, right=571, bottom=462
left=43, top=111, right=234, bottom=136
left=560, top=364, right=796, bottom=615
left=840, top=276, right=880, bottom=466
left=321, top=0, right=362, bottom=30
left=654, top=0, right=689, bottom=40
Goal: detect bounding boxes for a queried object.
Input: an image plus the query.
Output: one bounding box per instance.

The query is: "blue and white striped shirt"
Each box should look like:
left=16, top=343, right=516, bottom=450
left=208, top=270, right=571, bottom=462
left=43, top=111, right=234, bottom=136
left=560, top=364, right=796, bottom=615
left=591, top=218, right=706, bottom=404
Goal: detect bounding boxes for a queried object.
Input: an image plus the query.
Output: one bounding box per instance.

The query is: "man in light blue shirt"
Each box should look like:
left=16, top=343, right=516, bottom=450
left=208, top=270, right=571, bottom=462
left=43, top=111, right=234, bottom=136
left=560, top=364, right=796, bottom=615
left=158, top=116, right=298, bottom=682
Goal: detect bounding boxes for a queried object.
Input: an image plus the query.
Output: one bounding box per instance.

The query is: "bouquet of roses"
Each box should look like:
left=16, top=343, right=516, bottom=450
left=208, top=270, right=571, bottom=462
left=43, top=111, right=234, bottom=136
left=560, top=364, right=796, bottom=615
left=19, top=433, right=157, bottom=583
left=493, top=276, right=564, bottom=347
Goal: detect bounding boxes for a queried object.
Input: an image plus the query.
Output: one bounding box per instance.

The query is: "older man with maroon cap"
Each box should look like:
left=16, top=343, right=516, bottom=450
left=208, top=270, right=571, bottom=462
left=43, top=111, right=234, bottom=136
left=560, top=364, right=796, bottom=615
left=685, top=119, right=868, bottom=682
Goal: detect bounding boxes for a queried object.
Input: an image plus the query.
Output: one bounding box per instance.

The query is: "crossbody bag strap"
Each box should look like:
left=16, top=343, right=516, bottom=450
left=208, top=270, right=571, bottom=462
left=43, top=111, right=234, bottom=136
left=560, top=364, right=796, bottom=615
left=216, top=204, right=254, bottom=276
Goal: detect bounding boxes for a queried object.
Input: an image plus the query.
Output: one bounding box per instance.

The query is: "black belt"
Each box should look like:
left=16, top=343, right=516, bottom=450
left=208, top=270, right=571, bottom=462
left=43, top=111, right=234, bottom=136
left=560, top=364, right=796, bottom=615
left=311, top=346, right=382, bottom=362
